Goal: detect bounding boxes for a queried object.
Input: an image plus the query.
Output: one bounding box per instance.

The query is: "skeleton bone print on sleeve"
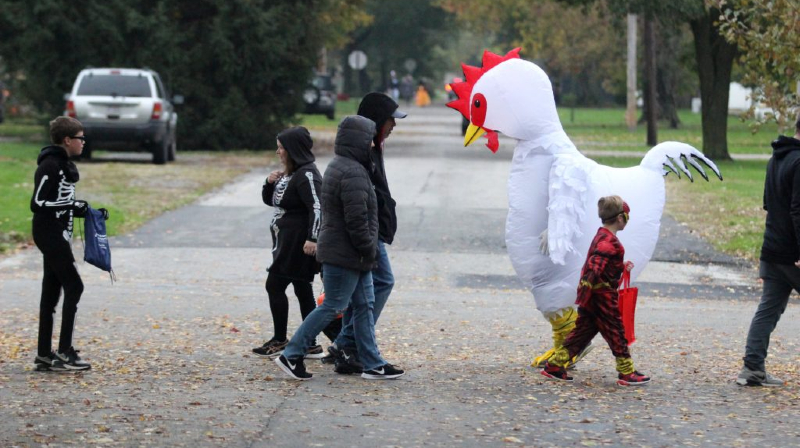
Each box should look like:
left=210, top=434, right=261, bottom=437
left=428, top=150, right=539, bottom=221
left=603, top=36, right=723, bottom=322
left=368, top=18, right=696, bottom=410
left=34, top=169, right=77, bottom=241
left=305, top=171, right=321, bottom=240
left=270, top=175, right=291, bottom=254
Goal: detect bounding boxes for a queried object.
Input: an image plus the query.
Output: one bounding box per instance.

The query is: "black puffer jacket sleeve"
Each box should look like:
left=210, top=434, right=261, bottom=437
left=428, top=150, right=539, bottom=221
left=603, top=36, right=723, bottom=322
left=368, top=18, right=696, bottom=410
left=340, top=172, right=373, bottom=256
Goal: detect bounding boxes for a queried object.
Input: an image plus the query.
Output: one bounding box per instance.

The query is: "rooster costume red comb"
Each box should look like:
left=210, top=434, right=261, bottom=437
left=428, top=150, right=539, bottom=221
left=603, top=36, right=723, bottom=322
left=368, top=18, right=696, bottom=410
left=447, top=48, right=521, bottom=153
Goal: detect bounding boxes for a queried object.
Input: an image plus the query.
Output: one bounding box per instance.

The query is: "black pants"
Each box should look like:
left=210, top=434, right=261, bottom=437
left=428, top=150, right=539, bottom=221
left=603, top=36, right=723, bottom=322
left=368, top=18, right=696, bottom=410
left=265, top=273, right=340, bottom=343
left=743, top=261, right=800, bottom=371
left=38, top=251, right=84, bottom=357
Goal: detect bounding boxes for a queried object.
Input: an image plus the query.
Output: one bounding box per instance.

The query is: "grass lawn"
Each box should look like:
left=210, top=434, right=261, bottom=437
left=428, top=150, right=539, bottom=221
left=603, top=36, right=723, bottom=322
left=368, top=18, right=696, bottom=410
left=296, top=98, right=360, bottom=130
left=0, top=135, right=272, bottom=254
left=560, top=108, right=779, bottom=155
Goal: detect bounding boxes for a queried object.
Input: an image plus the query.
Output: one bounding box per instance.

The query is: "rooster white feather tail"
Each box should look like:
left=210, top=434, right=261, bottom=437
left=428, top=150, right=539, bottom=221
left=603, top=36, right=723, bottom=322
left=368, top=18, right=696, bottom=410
left=639, top=141, right=723, bottom=182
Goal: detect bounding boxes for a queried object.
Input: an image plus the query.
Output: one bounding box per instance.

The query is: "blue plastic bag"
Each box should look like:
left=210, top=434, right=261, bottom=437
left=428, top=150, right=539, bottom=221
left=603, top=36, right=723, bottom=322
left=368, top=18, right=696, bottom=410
left=83, top=206, right=113, bottom=275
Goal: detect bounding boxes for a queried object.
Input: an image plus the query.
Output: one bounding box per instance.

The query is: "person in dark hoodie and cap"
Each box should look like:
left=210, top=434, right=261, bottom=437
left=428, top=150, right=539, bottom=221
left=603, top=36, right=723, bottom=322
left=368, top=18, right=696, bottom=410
left=326, top=92, right=407, bottom=374
left=253, top=126, right=337, bottom=358
left=737, top=116, right=800, bottom=387
left=275, top=115, right=404, bottom=380
left=31, top=116, right=108, bottom=372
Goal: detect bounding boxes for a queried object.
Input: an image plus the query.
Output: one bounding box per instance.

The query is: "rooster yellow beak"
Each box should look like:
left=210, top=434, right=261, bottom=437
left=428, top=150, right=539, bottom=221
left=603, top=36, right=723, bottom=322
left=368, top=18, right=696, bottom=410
left=464, top=123, right=485, bottom=147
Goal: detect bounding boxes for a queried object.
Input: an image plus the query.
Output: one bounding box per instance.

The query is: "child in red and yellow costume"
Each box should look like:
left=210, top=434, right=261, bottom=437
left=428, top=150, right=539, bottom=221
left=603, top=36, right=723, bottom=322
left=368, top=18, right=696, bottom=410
left=541, top=195, right=650, bottom=386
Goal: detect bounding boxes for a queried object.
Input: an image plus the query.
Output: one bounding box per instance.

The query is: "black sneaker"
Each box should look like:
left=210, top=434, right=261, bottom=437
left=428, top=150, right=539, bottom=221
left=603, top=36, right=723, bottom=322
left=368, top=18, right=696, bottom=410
left=321, top=345, right=340, bottom=364
left=305, top=344, right=326, bottom=359
left=252, top=338, right=288, bottom=358
left=334, top=348, right=363, bottom=374
left=275, top=354, right=312, bottom=380
left=362, top=363, right=404, bottom=380
left=54, top=347, right=91, bottom=371
left=34, top=352, right=66, bottom=372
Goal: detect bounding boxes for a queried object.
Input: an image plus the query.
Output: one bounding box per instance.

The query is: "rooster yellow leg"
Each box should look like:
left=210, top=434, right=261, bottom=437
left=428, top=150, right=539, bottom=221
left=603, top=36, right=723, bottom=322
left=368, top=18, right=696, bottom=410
left=531, top=307, right=577, bottom=368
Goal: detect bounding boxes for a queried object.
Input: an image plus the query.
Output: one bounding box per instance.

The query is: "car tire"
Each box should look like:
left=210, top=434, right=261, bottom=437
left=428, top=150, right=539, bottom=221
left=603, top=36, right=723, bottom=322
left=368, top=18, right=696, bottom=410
left=81, top=141, right=93, bottom=160
left=167, top=135, right=177, bottom=162
left=326, top=110, right=335, bottom=120
left=152, top=139, right=168, bottom=165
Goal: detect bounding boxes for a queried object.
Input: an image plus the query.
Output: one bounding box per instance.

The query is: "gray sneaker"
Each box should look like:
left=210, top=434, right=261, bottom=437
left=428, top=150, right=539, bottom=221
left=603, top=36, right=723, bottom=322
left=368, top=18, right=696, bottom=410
left=736, top=366, right=784, bottom=387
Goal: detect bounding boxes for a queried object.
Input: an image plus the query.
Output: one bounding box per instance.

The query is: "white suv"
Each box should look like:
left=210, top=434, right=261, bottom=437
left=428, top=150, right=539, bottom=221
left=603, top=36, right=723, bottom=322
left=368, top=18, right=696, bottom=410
left=65, top=68, right=182, bottom=164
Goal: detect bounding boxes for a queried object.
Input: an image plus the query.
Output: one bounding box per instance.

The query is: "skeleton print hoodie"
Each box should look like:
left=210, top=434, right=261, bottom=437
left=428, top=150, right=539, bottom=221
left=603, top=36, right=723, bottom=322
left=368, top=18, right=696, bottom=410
left=30, top=145, right=86, bottom=253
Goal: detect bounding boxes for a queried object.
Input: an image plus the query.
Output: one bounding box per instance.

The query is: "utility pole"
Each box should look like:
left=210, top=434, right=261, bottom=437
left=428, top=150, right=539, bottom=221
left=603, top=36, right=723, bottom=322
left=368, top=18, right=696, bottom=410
left=644, top=17, right=658, bottom=146
left=626, top=14, right=637, bottom=132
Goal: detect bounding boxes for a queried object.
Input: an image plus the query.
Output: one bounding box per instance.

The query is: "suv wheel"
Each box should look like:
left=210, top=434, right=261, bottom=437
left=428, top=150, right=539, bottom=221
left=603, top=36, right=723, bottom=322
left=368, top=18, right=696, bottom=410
left=167, top=136, right=177, bottom=162
left=81, top=141, right=93, bottom=160
left=152, top=138, right=168, bottom=165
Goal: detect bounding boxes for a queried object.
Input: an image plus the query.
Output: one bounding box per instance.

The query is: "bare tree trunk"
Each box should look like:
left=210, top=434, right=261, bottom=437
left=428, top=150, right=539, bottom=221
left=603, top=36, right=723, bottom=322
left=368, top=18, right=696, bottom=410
left=655, top=27, right=682, bottom=129
left=644, top=18, right=658, bottom=146
left=626, top=14, right=637, bottom=132
left=690, top=8, right=736, bottom=161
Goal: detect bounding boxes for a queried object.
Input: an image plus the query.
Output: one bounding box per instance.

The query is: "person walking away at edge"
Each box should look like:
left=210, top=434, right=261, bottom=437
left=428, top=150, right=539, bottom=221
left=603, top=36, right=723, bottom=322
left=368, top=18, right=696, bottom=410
left=275, top=115, right=404, bottom=380
left=253, top=127, right=338, bottom=359
left=736, top=117, right=800, bottom=387
left=415, top=82, right=431, bottom=107
left=541, top=196, right=650, bottom=386
left=31, top=116, right=109, bottom=372
left=325, top=93, right=407, bottom=375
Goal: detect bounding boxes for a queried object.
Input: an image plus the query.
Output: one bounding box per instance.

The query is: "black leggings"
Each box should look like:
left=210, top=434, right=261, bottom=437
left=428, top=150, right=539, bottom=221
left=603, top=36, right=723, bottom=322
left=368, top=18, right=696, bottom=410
left=38, top=251, right=84, bottom=357
left=265, top=273, right=340, bottom=342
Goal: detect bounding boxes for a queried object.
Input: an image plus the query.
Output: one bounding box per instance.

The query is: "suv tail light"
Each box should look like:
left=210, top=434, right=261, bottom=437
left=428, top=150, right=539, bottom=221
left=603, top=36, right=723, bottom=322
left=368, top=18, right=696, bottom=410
left=66, top=100, right=76, bottom=118
left=151, top=102, right=162, bottom=120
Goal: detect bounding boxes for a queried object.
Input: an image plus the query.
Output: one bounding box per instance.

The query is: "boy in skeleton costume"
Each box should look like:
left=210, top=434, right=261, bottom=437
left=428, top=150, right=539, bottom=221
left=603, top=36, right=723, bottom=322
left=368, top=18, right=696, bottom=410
left=30, top=116, right=108, bottom=372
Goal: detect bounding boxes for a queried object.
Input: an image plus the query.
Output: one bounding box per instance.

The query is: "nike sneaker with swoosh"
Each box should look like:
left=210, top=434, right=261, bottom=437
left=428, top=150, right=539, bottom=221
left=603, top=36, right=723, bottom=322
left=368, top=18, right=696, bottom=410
left=334, top=348, right=364, bottom=374
left=361, top=363, right=404, bottom=380
left=275, top=354, right=312, bottom=380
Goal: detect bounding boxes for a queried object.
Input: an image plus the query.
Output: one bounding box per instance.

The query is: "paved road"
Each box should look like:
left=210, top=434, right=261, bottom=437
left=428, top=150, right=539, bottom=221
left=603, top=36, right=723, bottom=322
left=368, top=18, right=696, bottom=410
left=1, top=105, right=797, bottom=447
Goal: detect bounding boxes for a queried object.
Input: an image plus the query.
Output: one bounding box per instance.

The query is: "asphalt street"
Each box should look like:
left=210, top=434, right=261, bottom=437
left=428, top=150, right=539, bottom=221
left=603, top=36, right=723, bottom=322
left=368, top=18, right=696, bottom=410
left=1, top=105, right=798, bottom=447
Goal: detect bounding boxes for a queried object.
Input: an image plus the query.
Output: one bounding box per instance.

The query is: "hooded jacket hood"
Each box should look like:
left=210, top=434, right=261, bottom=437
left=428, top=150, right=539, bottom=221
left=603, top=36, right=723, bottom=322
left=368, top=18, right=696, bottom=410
left=37, top=145, right=69, bottom=165
left=357, top=92, right=406, bottom=142
left=334, top=115, right=375, bottom=168
left=771, top=135, right=800, bottom=160
left=277, top=126, right=315, bottom=167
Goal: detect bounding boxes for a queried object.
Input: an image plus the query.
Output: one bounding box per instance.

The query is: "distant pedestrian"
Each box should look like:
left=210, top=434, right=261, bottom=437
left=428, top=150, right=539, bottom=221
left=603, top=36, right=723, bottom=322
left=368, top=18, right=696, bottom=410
left=274, top=115, right=403, bottom=380
left=415, top=82, right=431, bottom=107
left=389, top=70, right=400, bottom=102
left=736, top=118, right=800, bottom=387
left=31, top=116, right=109, bottom=372
left=325, top=93, right=407, bottom=375
left=541, top=196, right=650, bottom=386
left=253, top=127, right=337, bottom=359
left=399, top=75, right=414, bottom=106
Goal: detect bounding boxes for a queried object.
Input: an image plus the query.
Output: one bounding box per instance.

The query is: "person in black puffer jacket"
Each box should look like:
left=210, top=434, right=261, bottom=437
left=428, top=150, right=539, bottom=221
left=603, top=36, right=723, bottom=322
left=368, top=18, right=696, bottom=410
left=274, top=116, right=404, bottom=380
left=328, top=92, right=407, bottom=375
left=738, top=119, right=800, bottom=387
left=30, top=116, right=108, bottom=373
left=252, top=126, right=338, bottom=359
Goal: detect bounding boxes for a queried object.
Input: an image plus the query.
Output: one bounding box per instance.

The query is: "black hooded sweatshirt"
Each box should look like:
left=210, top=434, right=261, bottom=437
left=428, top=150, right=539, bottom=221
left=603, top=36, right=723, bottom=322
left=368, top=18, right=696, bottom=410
left=761, top=135, right=800, bottom=264
left=30, top=145, right=85, bottom=253
left=357, top=94, right=400, bottom=245
left=262, top=126, right=322, bottom=282
left=315, top=116, right=379, bottom=271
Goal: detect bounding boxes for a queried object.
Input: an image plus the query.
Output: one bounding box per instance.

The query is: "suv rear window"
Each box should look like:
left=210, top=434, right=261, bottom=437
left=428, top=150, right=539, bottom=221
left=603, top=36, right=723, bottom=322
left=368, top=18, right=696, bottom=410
left=77, top=75, right=152, bottom=97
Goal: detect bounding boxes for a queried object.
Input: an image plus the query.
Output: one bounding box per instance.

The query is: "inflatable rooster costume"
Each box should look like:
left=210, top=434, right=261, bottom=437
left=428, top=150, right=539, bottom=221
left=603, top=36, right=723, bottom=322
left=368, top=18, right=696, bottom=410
left=447, top=49, right=722, bottom=367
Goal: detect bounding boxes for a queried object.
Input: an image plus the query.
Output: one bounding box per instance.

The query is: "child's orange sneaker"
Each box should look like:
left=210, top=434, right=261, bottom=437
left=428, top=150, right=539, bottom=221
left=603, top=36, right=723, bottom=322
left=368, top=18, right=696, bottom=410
left=540, top=362, right=573, bottom=382
left=617, top=371, right=650, bottom=386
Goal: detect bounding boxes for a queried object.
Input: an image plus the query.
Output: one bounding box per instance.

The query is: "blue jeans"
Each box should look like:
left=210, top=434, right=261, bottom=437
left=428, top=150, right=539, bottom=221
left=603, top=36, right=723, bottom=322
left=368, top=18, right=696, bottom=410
left=283, top=263, right=386, bottom=371
left=743, top=261, right=800, bottom=371
left=335, top=240, right=394, bottom=353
